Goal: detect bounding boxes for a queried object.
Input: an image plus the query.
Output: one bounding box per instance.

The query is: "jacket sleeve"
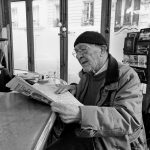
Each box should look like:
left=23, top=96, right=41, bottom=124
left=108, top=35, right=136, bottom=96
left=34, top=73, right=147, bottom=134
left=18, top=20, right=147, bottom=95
left=76, top=67, right=143, bottom=138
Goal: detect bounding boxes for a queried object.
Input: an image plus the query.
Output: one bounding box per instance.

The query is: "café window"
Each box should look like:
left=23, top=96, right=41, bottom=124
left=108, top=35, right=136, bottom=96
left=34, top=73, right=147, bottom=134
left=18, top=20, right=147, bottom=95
left=81, top=1, right=94, bottom=26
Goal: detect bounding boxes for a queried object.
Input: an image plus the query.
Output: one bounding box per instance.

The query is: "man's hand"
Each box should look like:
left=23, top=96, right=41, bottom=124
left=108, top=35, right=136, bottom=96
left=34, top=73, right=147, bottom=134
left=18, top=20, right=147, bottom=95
left=55, top=84, right=76, bottom=95
left=50, top=102, right=83, bottom=123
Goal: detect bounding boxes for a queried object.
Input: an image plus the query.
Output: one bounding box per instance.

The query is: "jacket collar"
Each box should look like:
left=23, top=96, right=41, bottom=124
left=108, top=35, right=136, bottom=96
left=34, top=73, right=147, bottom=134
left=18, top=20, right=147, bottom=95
left=105, top=54, right=119, bottom=86
left=80, top=54, right=119, bottom=85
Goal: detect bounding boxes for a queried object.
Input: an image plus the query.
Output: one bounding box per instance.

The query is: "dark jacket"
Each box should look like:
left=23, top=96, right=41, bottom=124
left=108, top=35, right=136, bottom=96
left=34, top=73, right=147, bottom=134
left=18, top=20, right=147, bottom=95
left=74, top=54, right=147, bottom=150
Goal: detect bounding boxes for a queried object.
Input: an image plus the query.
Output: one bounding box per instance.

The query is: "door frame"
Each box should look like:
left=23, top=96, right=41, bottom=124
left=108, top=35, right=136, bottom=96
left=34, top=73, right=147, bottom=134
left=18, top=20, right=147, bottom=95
left=60, top=0, right=68, bottom=81
left=101, top=0, right=112, bottom=49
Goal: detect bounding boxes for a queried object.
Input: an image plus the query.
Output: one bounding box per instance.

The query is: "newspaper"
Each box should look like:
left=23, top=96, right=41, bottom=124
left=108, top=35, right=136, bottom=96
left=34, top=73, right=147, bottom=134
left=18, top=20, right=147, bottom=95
left=6, top=76, right=81, bottom=105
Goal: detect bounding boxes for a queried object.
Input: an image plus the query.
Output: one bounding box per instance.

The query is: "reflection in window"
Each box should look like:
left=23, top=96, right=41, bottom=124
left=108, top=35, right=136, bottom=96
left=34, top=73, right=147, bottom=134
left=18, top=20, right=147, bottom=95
left=11, top=7, right=18, bottom=28
left=114, top=0, right=140, bottom=32
left=33, top=5, right=40, bottom=27
left=133, top=0, right=140, bottom=26
left=114, top=0, right=122, bottom=31
left=123, top=0, right=140, bottom=26
left=123, top=0, right=132, bottom=26
left=47, top=0, right=60, bottom=28
left=53, top=4, right=60, bottom=27
left=81, top=1, right=94, bottom=26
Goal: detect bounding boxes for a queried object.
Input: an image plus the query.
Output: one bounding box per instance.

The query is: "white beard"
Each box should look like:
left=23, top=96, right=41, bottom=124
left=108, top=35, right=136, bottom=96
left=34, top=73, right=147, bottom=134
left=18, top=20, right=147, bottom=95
left=83, top=66, right=95, bottom=74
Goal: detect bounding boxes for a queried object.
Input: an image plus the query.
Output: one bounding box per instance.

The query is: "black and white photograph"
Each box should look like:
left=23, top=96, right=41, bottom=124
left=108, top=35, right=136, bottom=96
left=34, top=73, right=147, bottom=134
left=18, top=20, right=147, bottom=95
left=0, top=0, right=150, bottom=150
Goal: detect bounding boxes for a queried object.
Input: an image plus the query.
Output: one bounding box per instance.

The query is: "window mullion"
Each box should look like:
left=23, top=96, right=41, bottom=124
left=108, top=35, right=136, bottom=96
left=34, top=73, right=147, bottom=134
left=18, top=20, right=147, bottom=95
left=26, top=0, right=35, bottom=72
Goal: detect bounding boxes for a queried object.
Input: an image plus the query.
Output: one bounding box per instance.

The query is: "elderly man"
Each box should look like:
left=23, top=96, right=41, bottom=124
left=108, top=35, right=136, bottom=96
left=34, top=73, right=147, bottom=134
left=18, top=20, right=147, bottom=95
left=46, top=31, right=147, bottom=150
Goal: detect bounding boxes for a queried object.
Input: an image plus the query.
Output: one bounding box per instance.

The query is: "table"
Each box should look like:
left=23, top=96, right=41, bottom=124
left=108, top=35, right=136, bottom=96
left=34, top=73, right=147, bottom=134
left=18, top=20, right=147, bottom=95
left=0, top=92, right=56, bottom=150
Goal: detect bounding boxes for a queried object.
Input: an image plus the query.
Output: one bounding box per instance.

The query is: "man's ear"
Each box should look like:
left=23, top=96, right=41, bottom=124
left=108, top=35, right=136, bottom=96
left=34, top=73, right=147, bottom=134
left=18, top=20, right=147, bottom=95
left=101, top=45, right=107, bottom=55
left=100, top=48, right=105, bottom=56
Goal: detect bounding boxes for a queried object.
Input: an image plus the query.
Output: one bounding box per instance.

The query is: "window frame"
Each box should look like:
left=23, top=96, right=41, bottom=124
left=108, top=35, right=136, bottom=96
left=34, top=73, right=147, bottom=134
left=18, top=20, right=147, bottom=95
left=81, top=0, right=94, bottom=26
left=5, top=0, right=110, bottom=81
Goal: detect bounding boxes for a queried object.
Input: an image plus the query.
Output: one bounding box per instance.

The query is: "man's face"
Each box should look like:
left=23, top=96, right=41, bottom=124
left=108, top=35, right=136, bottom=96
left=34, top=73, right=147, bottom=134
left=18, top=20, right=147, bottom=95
left=74, top=43, right=106, bottom=73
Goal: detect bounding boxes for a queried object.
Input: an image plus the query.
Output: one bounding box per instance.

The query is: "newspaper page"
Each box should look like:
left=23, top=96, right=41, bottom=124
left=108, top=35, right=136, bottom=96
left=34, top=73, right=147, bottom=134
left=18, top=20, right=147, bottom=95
left=6, top=76, right=53, bottom=105
left=33, top=82, right=81, bottom=105
left=6, top=76, right=81, bottom=105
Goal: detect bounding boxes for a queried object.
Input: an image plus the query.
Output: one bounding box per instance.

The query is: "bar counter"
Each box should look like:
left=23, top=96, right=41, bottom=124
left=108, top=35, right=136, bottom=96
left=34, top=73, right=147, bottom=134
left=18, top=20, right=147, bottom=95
left=0, top=92, right=56, bottom=150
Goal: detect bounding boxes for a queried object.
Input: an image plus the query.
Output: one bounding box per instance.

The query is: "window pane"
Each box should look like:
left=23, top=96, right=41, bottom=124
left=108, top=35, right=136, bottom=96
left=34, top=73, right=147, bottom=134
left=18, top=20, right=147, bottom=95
left=33, top=0, right=60, bottom=77
left=68, top=0, right=102, bottom=83
left=82, top=2, right=94, bottom=26
left=11, top=1, right=28, bottom=71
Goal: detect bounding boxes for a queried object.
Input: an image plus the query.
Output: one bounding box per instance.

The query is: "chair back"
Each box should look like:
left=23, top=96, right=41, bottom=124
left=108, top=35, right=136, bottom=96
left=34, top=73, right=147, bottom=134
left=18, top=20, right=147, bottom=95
left=0, top=67, right=12, bottom=92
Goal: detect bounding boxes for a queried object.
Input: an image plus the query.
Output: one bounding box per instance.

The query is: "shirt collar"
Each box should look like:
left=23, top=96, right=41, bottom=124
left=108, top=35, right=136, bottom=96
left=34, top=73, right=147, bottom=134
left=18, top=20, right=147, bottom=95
left=94, top=58, right=108, bottom=76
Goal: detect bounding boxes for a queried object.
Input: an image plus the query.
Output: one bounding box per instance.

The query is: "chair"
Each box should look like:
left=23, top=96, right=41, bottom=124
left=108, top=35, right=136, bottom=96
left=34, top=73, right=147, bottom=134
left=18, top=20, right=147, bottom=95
left=0, top=67, right=12, bottom=92
left=143, top=111, right=150, bottom=149
left=0, top=49, right=7, bottom=68
left=0, top=47, right=12, bottom=92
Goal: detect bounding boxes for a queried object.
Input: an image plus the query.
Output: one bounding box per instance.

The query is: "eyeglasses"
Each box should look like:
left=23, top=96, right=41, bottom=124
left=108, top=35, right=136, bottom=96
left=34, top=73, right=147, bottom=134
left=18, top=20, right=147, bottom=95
left=72, top=47, right=89, bottom=57
left=72, top=50, right=86, bottom=57
left=72, top=44, right=107, bottom=57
